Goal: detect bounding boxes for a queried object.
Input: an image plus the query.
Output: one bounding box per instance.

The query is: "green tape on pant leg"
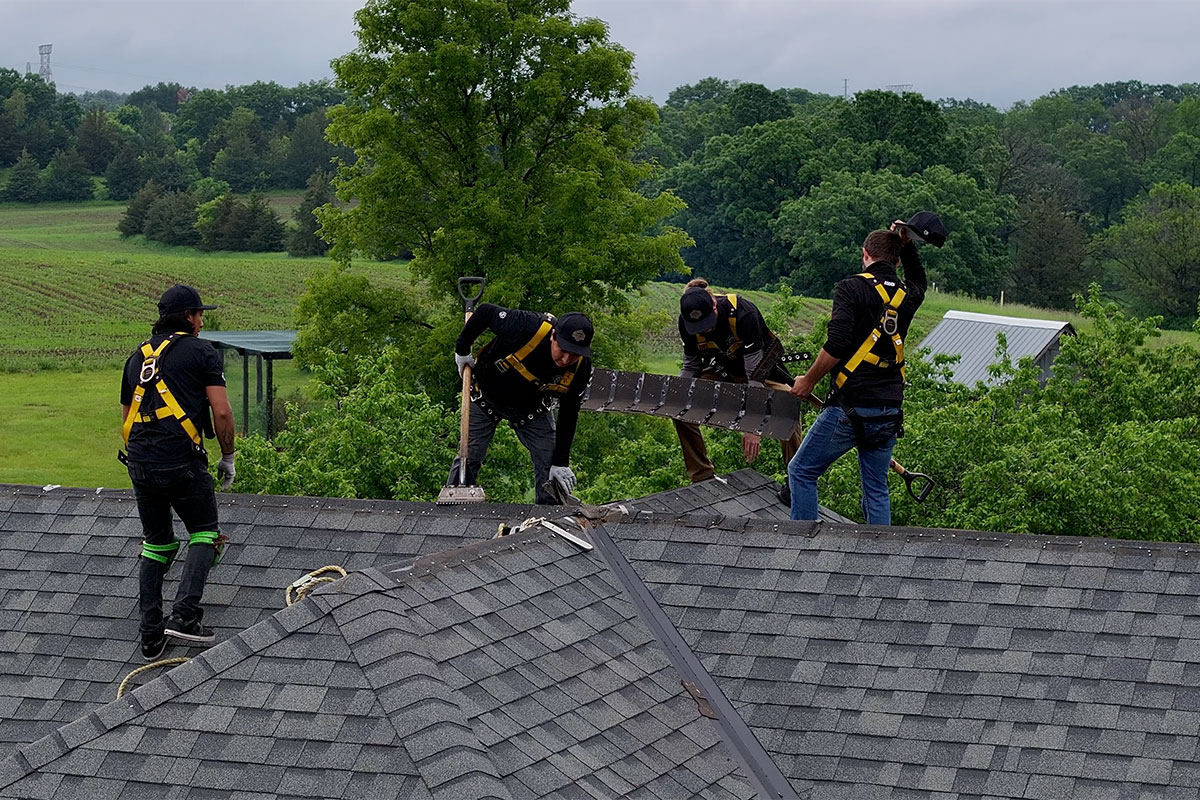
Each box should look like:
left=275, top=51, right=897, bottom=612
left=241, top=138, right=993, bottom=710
left=141, top=540, right=180, bottom=565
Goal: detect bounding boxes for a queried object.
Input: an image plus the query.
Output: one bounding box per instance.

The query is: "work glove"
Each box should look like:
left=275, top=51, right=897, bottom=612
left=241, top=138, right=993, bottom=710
left=455, top=352, right=475, bottom=378
left=216, top=453, right=236, bottom=491
left=549, top=465, right=577, bottom=494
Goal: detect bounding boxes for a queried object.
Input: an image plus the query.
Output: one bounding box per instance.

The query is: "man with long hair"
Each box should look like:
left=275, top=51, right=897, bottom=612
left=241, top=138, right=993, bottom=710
left=120, top=285, right=235, bottom=660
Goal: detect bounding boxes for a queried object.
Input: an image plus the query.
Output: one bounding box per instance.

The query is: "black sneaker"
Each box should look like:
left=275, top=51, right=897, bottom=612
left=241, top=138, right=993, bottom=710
left=778, top=482, right=791, bottom=507
left=164, top=615, right=216, bottom=644
left=141, top=633, right=168, bottom=662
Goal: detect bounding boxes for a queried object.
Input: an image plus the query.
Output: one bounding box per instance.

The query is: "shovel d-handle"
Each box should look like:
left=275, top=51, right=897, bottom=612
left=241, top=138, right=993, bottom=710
left=890, top=459, right=935, bottom=502
left=457, top=277, right=486, bottom=315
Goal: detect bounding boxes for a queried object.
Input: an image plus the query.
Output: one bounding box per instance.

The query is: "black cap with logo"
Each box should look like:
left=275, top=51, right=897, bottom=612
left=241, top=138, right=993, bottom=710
left=680, top=286, right=718, bottom=335
left=158, top=284, right=219, bottom=315
left=554, top=312, right=593, bottom=358
left=897, top=211, right=948, bottom=248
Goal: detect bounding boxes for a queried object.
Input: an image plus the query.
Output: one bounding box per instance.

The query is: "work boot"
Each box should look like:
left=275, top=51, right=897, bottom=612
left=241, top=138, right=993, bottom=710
left=778, top=482, right=791, bottom=507
left=165, top=614, right=216, bottom=644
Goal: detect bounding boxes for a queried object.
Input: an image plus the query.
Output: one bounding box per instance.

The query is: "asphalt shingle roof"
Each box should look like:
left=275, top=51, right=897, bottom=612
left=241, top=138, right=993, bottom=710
left=7, top=475, right=1200, bottom=799
left=607, top=516, right=1200, bottom=799
left=1, top=517, right=758, bottom=799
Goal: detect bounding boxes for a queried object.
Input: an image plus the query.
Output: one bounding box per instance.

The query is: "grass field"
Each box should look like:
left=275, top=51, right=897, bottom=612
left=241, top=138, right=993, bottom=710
left=2, top=198, right=1197, bottom=488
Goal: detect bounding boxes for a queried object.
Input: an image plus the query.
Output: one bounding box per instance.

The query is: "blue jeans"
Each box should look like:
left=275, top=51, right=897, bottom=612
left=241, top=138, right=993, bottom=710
left=787, top=405, right=899, bottom=525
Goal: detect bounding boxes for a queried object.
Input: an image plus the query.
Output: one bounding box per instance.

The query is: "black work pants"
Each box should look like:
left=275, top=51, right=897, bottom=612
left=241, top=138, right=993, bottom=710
left=128, top=458, right=219, bottom=639
left=447, top=399, right=558, bottom=504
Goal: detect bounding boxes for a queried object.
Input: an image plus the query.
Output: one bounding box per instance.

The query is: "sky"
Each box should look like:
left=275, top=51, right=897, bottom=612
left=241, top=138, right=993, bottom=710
left=2, top=0, right=1199, bottom=108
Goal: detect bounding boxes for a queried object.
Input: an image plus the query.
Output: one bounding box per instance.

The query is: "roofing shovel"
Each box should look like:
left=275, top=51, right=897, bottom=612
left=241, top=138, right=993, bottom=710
left=437, top=277, right=488, bottom=505
left=779, top=385, right=938, bottom=503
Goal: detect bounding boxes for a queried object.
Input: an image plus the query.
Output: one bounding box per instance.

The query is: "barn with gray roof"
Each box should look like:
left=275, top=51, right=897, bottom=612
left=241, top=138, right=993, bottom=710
left=919, top=311, right=1075, bottom=387
left=4, top=470, right=1200, bottom=799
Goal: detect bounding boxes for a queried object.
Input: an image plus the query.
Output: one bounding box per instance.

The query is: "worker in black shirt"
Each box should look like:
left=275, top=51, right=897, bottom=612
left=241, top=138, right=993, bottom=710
left=447, top=304, right=594, bottom=504
left=120, top=285, right=236, bottom=661
left=788, top=216, right=937, bottom=524
left=675, top=279, right=804, bottom=490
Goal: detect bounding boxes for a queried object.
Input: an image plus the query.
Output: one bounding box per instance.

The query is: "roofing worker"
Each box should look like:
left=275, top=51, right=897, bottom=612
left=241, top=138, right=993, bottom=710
left=120, top=285, right=236, bottom=661
left=787, top=216, right=938, bottom=524
left=676, top=279, right=804, bottom=499
left=447, top=304, right=594, bottom=504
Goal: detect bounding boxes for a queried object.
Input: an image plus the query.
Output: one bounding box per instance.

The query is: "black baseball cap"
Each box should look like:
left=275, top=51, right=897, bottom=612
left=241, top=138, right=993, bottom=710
left=680, top=286, right=717, bottom=335
left=897, top=211, right=947, bottom=248
left=554, top=312, right=593, bottom=358
left=158, top=284, right=218, bottom=315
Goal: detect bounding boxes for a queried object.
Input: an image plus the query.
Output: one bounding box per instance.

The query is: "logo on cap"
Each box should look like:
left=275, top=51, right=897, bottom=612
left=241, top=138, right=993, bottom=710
left=572, top=329, right=586, bottom=343
left=689, top=310, right=703, bottom=321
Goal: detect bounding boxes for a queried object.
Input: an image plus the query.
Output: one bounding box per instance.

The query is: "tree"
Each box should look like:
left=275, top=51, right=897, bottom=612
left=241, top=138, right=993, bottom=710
left=118, top=181, right=163, bottom=237
left=75, top=107, right=122, bottom=173
left=244, top=192, right=285, bottom=252
left=775, top=166, right=1014, bottom=297
left=2, top=149, right=41, bottom=202
left=104, top=146, right=143, bottom=201
left=40, top=149, right=94, bottom=201
left=195, top=193, right=251, bottom=251
left=727, top=82, right=792, bottom=130
left=209, top=132, right=262, bottom=192
left=1101, top=182, right=1200, bottom=324
left=288, top=171, right=334, bottom=256
left=142, top=191, right=200, bottom=246
left=322, top=0, right=689, bottom=315
left=126, top=82, right=185, bottom=113
left=1007, top=192, right=1089, bottom=309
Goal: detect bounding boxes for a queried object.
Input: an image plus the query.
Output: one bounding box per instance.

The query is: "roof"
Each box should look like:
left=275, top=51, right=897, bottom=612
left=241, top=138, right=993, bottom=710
left=198, top=331, right=297, bottom=359
left=6, top=477, right=1200, bottom=798
left=919, top=310, right=1075, bottom=386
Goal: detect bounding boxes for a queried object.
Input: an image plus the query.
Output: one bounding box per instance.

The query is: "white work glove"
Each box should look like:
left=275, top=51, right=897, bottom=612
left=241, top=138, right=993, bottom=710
left=549, top=465, right=577, bottom=494
left=216, top=453, right=236, bottom=491
left=455, top=352, right=475, bottom=378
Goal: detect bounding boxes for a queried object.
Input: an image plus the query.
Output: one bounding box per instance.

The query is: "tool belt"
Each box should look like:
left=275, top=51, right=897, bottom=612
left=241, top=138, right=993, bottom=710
left=473, top=391, right=549, bottom=430
left=836, top=394, right=904, bottom=452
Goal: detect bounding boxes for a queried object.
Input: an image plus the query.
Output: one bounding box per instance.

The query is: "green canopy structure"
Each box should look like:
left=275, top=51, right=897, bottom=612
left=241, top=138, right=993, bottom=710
left=199, top=331, right=297, bottom=439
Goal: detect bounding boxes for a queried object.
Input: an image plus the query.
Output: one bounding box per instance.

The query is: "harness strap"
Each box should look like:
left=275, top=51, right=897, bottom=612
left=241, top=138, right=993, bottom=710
left=122, top=333, right=202, bottom=446
left=499, top=318, right=579, bottom=394
left=834, top=275, right=908, bottom=389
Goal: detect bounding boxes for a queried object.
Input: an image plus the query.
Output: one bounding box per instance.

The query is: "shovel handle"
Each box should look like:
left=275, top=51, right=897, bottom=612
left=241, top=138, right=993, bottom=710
left=457, top=277, right=486, bottom=316
left=890, top=459, right=935, bottom=502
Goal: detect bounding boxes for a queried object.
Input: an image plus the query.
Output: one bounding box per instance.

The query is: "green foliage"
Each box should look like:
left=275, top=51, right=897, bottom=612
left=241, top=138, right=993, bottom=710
left=194, top=191, right=285, bottom=252
left=323, top=0, right=690, bottom=316
left=775, top=166, right=1014, bottom=297
left=1008, top=192, right=1089, bottom=309
left=839, top=286, right=1200, bottom=540
left=118, top=181, right=163, bottom=237
left=104, top=146, right=143, bottom=201
left=142, top=191, right=200, bottom=247
left=287, top=171, right=333, bottom=257
left=1101, top=182, right=1200, bottom=324
left=2, top=149, right=41, bottom=202
left=41, top=149, right=94, bottom=202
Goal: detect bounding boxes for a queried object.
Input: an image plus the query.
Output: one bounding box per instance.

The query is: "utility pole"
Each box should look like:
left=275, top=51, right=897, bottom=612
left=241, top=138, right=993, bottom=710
left=38, top=44, right=52, bottom=84
left=843, top=78, right=848, bottom=100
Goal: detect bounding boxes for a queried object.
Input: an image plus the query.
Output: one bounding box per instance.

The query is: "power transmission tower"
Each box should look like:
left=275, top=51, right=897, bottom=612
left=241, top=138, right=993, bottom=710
left=843, top=78, right=849, bottom=100
left=38, top=44, right=52, bottom=83
left=885, top=83, right=912, bottom=94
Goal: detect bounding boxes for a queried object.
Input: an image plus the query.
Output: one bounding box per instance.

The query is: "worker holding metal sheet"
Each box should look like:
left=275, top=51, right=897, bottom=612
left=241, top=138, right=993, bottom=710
left=675, top=279, right=804, bottom=503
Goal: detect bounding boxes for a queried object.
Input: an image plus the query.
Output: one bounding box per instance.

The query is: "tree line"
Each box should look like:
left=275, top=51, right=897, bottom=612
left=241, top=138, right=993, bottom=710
left=0, top=72, right=344, bottom=255
left=651, top=77, right=1200, bottom=327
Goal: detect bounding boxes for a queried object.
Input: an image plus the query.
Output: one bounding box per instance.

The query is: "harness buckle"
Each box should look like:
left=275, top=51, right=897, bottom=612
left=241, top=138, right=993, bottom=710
left=138, top=357, right=159, bottom=384
left=493, top=359, right=509, bottom=373
left=881, top=309, right=899, bottom=336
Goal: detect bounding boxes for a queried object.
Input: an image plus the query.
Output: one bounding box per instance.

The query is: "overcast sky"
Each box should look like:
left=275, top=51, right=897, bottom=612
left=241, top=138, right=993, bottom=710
left=2, top=0, right=1197, bottom=108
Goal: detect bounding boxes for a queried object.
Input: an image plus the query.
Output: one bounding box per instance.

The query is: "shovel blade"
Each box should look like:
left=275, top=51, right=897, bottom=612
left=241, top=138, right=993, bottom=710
left=436, top=485, right=487, bottom=504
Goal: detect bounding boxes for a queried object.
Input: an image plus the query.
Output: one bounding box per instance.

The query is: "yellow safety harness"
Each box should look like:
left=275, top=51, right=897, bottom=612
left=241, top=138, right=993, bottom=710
left=694, top=293, right=740, bottom=357
left=496, top=318, right=580, bottom=395
left=834, top=274, right=907, bottom=389
left=121, top=332, right=203, bottom=448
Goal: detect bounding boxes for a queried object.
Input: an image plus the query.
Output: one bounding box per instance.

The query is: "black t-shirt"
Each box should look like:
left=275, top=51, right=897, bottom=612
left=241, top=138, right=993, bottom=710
left=121, top=333, right=225, bottom=464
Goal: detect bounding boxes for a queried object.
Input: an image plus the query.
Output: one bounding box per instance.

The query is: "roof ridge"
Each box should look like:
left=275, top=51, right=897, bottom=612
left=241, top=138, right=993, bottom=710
left=325, top=583, right=514, bottom=800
